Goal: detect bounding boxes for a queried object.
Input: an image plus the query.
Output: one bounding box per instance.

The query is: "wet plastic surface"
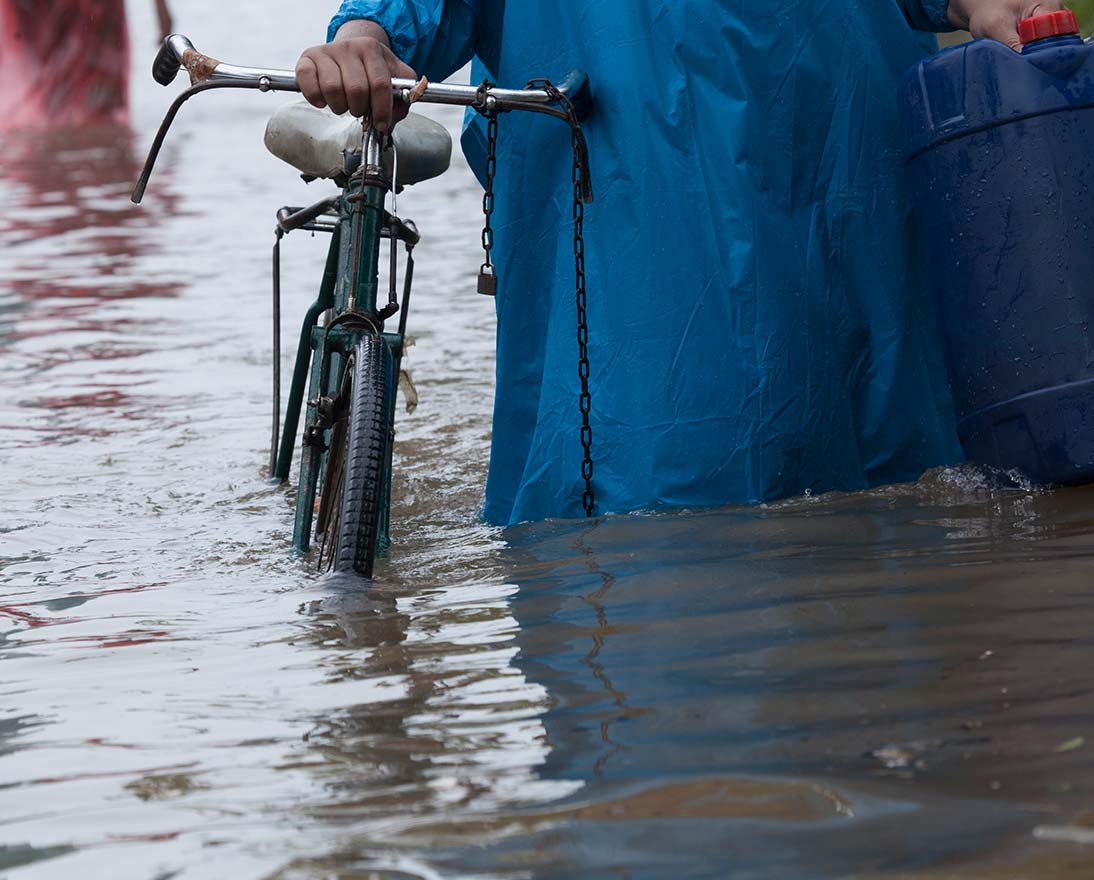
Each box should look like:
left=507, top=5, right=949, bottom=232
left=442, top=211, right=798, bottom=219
left=902, top=33, right=1094, bottom=486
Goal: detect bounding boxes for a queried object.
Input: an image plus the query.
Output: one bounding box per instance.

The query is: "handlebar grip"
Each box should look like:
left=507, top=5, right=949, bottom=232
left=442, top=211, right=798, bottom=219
left=557, top=69, right=593, bottom=122
left=153, top=34, right=195, bottom=86
left=152, top=39, right=181, bottom=85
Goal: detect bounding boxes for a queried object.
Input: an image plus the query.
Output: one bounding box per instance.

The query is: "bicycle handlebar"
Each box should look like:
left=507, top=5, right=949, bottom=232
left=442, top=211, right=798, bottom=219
left=133, top=34, right=592, bottom=203
left=152, top=34, right=591, bottom=115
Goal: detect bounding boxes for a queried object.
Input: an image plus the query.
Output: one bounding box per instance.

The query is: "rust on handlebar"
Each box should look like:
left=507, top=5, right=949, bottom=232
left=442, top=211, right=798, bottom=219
left=182, top=48, right=220, bottom=85
left=405, top=77, right=430, bottom=104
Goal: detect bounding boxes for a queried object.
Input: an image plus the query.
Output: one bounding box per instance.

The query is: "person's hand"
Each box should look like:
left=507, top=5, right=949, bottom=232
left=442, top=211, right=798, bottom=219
left=948, top=0, right=1069, bottom=51
left=295, top=21, right=416, bottom=131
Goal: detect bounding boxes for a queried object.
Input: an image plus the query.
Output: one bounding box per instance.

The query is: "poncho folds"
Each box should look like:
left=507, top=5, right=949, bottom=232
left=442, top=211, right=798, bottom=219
left=328, top=0, right=964, bottom=525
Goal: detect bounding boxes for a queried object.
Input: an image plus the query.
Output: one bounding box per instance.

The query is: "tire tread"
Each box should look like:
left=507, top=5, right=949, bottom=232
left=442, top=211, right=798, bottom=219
left=333, top=334, right=390, bottom=576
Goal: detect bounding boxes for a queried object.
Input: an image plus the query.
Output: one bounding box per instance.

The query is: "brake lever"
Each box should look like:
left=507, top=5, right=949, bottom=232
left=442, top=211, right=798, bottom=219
left=132, top=34, right=293, bottom=204
left=132, top=80, right=263, bottom=204
left=133, top=34, right=229, bottom=203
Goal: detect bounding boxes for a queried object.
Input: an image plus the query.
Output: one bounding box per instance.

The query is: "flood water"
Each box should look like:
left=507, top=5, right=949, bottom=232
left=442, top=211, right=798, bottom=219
left=3, top=4, right=1094, bottom=879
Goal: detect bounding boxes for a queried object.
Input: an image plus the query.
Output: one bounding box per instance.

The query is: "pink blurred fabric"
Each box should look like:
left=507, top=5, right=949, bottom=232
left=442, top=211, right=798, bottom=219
left=0, top=0, right=129, bottom=130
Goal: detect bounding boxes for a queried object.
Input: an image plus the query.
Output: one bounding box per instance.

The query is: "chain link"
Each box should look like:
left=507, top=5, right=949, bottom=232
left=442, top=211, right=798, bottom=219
left=481, top=110, right=498, bottom=274
left=569, top=122, right=595, bottom=516
left=474, top=82, right=499, bottom=298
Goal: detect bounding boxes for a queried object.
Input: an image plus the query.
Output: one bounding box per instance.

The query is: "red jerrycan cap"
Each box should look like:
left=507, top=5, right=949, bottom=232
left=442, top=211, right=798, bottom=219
left=1018, top=10, right=1080, bottom=45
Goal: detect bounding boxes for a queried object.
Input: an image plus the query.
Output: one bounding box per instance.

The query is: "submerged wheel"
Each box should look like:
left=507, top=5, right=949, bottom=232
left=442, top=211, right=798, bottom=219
left=325, top=333, right=394, bottom=577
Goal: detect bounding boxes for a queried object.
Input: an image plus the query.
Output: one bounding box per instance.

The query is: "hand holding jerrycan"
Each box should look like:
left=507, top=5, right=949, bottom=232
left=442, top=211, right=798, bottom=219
left=901, top=10, right=1094, bottom=486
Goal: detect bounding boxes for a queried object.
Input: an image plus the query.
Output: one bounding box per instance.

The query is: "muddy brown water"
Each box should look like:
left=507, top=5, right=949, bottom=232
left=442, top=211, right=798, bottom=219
left=3, top=5, right=1094, bottom=879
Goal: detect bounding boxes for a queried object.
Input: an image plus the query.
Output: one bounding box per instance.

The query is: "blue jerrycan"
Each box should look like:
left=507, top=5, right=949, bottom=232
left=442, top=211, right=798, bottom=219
left=901, top=10, right=1094, bottom=486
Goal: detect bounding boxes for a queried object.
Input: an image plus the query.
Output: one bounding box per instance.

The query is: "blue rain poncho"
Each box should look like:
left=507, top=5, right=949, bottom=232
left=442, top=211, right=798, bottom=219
left=329, top=0, right=964, bottom=525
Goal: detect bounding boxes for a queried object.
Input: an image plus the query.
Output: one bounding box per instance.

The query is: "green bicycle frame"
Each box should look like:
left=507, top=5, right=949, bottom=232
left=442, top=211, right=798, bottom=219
left=272, top=156, right=409, bottom=557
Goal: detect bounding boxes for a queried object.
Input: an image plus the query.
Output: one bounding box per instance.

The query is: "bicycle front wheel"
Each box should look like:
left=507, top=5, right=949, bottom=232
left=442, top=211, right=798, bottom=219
left=329, top=333, right=394, bottom=577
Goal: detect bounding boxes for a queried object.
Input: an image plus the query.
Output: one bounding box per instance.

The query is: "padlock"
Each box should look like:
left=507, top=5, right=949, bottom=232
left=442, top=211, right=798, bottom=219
left=478, top=263, right=498, bottom=296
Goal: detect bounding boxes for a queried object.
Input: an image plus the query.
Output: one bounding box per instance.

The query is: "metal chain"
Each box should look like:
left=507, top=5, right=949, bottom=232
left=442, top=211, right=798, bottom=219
left=475, top=79, right=596, bottom=517
left=568, top=117, right=594, bottom=517
left=528, top=78, right=596, bottom=517
left=480, top=111, right=498, bottom=290
left=475, top=82, right=499, bottom=297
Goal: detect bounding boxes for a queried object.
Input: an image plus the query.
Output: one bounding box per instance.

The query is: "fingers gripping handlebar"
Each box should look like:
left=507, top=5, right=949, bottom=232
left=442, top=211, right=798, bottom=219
left=132, top=34, right=593, bottom=204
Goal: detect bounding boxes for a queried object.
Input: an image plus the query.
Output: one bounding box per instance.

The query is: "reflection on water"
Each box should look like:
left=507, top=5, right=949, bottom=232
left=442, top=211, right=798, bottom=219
left=0, top=123, right=180, bottom=454
left=254, top=477, right=1094, bottom=880
left=486, top=480, right=1094, bottom=876
left=3, top=4, right=1094, bottom=879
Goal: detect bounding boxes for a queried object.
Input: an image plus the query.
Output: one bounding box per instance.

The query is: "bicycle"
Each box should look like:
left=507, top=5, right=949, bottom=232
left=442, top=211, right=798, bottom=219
left=132, top=35, right=593, bottom=577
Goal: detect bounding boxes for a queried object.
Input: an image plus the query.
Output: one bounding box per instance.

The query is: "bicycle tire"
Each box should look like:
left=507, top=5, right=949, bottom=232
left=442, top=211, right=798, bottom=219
left=333, top=333, right=393, bottom=577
